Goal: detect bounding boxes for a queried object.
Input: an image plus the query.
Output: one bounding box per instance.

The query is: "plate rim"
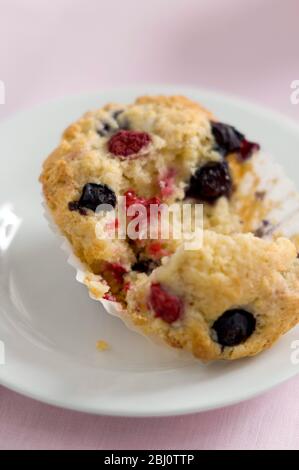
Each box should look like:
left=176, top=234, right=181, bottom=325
left=0, top=360, right=298, bottom=417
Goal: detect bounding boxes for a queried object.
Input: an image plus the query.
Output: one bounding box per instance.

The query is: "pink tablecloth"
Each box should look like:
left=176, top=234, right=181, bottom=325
left=0, top=0, right=299, bottom=450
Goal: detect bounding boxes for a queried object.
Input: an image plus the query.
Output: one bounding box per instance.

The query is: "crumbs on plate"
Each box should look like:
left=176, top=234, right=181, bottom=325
left=96, top=340, right=109, bottom=351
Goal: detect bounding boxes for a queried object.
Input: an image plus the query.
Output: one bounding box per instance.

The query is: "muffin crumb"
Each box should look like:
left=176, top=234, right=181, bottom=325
left=96, top=340, right=109, bottom=351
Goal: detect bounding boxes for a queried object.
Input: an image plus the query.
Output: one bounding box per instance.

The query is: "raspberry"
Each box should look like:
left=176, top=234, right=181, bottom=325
left=124, top=190, right=162, bottom=240
left=124, top=190, right=146, bottom=208
left=239, top=139, right=260, bottom=161
left=123, top=281, right=131, bottom=292
left=148, top=241, right=169, bottom=259
left=105, top=218, right=119, bottom=233
left=103, top=292, right=117, bottom=302
left=124, top=190, right=161, bottom=219
left=149, top=283, right=183, bottom=323
left=147, top=196, right=160, bottom=205
left=108, top=130, right=151, bottom=157
left=106, top=262, right=127, bottom=284
left=159, top=168, right=176, bottom=197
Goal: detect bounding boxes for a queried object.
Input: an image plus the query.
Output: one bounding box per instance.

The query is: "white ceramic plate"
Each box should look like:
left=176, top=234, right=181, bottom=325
left=1, top=85, right=299, bottom=417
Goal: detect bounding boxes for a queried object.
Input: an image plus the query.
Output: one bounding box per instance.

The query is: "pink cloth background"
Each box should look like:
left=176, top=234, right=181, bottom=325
left=0, top=0, right=299, bottom=450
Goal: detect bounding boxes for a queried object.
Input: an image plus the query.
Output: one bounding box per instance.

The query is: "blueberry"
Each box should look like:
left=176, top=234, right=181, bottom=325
left=212, top=309, right=256, bottom=347
left=186, top=161, right=232, bottom=202
left=97, top=122, right=115, bottom=137
left=239, top=139, right=260, bottom=161
left=97, top=110, right=130, bottom=137
left=68, top=201, right=79, bottom=211
left=211, top=122, right=244, bottom=156
left=211, top=121, right=260, bottom=160
left=68, top=201, right=87, bottom=215
left=69, top=183, right=116, bottom=213
left=132, top=259, right=160, bottom=274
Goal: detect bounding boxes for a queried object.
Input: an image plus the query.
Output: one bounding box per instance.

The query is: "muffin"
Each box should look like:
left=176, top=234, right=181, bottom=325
left=40, top=94, right=299, bottom=360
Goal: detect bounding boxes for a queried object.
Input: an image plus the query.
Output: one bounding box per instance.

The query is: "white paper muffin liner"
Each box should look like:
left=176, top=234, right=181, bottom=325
left=42, top=151, right=299, bottom=346
left=244, top=153, right=299, bottom=238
